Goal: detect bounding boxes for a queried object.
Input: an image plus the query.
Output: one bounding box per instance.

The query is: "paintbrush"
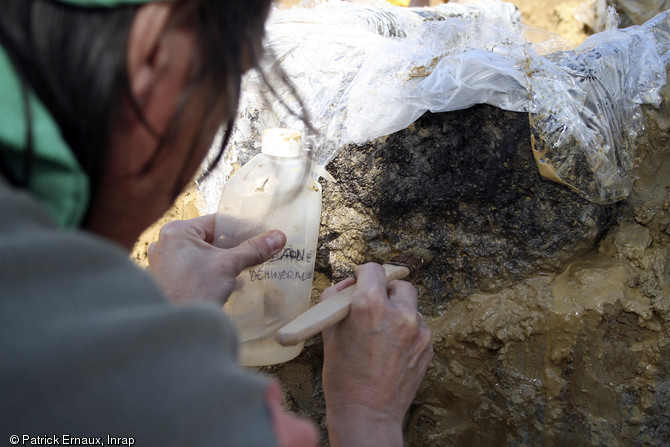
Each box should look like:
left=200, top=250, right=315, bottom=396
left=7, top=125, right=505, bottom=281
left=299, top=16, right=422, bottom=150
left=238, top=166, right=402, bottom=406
left=275, top=251, right=430, bottom=346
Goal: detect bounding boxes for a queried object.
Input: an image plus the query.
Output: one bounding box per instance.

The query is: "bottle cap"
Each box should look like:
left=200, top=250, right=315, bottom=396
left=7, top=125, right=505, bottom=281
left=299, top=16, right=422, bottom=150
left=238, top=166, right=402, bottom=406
left=261, top=128, right=301, bottom=157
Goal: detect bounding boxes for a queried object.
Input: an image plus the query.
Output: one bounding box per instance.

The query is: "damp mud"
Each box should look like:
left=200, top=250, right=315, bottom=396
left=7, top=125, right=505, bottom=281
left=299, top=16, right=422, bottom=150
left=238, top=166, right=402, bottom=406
left=412, top=244, right=669, bottom=445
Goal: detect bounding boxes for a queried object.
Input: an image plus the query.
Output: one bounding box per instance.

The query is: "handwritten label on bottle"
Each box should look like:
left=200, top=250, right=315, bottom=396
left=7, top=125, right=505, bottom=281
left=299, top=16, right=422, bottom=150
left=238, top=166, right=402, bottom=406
left=249, top=246, right=315, bottom=282
left=268, top=248, right=313, bottom=264
left=249, top=266, right=314, bottom=282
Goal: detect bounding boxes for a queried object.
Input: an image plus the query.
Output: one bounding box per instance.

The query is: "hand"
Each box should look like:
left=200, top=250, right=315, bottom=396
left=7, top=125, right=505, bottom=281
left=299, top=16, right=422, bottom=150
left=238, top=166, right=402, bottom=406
left=147, top=214, right=286, bottom=304
left=321, top=263, right=434, bottom=447
left=266, top=380, right=319, bottom=447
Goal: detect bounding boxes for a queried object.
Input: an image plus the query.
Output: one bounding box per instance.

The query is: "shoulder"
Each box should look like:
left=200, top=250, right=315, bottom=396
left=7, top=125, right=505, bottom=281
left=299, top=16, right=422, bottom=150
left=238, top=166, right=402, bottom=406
left=0, top=181, right=274, bottom=447
left=0, top=177, right=167, bottom=312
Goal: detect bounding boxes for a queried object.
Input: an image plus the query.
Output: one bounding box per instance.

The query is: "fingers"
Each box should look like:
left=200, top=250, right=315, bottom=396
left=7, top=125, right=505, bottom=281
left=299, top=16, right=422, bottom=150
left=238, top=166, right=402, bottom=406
left=387, top=281, right=426, bottom=358
left=354, top=263, right=387, bottom=290
left=409, top=318, right=433, bottom=369
left=145, top=215, right=288, bottom=305
left=320, top=262, right=389, bottom=304
left=147, top=217, right=212, bottom=267
left=337, top=264, right=421, bottom=325
left=320, top=278, right=356, bottom=301
left=147, top=241, right=157, bottom=264
left=321, top=262, right=433, bottom=437
left=265, top=380, right=319, bottom=447
left=350, top=263, right=388, bottom=316
left=387, top=281, right=431, bottom=368
left=227, top=230, right=286, bottom=273
left=183, top=213, right=216, bottom=243
left=157, top=216, right=210, bottom=242
left=265, top=379, right=284, bottom=407
left=387, top=280, right=418, bottom=313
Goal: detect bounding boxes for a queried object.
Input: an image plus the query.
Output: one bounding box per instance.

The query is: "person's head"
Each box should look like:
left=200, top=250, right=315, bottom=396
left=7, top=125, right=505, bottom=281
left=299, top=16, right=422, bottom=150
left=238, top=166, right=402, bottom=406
left=0, top=2, right=319, bottom=445
left=0, top=0, right=271, bottom=247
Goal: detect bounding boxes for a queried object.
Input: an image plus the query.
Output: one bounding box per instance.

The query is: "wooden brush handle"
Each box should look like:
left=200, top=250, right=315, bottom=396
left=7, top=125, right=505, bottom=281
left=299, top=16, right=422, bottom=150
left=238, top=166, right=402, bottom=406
left=275, top=263, right=410, bottom=346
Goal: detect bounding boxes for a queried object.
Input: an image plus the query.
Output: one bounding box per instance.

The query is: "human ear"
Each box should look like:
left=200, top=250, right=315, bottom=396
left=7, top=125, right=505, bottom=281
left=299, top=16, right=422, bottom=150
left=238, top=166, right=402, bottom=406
left=112, top=2, right=200, bottom=177
left=126, top=3, right=173, bottom=105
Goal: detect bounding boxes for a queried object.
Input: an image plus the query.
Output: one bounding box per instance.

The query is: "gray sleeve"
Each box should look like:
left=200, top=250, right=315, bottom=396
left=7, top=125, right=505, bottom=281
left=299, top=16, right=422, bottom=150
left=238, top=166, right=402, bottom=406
left=0, top=183, right=276, bottom=447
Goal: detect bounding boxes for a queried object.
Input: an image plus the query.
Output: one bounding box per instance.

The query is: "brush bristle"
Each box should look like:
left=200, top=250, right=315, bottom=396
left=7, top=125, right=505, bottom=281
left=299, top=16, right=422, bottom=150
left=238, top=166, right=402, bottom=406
left=387, top=250, right=433, bottom=275
left=410, top=248, right=433, bottom=265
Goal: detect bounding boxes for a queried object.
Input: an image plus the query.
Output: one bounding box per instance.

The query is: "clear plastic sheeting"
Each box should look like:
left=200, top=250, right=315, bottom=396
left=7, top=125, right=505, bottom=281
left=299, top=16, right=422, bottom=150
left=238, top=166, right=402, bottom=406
left=230, top=0, right=531, bottom=170
left=206, top=0, right=670, bottom=209
left=574, top=0, right=609, bottom=33
left=611, top=0, right=670, bottom=27
left=341, top=17, right=531, bottom=146
left=527, top=9, right=670, bottom=203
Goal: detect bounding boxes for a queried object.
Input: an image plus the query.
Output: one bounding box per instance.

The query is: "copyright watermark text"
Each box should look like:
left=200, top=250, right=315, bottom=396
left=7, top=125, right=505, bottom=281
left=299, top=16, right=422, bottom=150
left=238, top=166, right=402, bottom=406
left=9, top=435, right=134, bottom=446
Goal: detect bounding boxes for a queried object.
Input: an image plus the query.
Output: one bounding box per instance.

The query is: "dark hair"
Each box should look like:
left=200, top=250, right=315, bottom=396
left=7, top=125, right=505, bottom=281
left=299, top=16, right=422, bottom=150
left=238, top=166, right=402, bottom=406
left=0, top=0, right=274, bottom=223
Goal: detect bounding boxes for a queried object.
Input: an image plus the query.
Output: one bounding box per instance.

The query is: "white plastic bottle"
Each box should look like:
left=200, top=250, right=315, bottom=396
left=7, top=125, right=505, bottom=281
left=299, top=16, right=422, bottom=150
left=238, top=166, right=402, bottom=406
left=214, top=128, right=322, bottom=366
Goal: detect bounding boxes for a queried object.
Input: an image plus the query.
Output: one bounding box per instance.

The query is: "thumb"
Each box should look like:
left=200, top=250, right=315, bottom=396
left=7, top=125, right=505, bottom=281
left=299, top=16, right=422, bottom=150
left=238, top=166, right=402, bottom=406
left=228, top=230, right=286, bottom=273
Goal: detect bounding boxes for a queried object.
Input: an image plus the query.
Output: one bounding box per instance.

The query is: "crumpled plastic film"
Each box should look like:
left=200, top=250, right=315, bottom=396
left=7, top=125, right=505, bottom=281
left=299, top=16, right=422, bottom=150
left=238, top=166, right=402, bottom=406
left=342, top=16, right=530, bottom=145
left=202, top=1, right=670, bottom=212
left=229, top=0, right=528, bottom=169
left=526, top=10, right=670, bottom=203
left=611, top=0, right=670, bottom=27
left=574, top=0, right=609, bottom=33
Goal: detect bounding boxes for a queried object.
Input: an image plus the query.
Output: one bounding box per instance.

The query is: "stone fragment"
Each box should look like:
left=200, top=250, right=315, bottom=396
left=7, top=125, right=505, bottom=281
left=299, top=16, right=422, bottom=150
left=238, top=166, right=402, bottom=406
left=317, top=105, right=619, bottom=314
